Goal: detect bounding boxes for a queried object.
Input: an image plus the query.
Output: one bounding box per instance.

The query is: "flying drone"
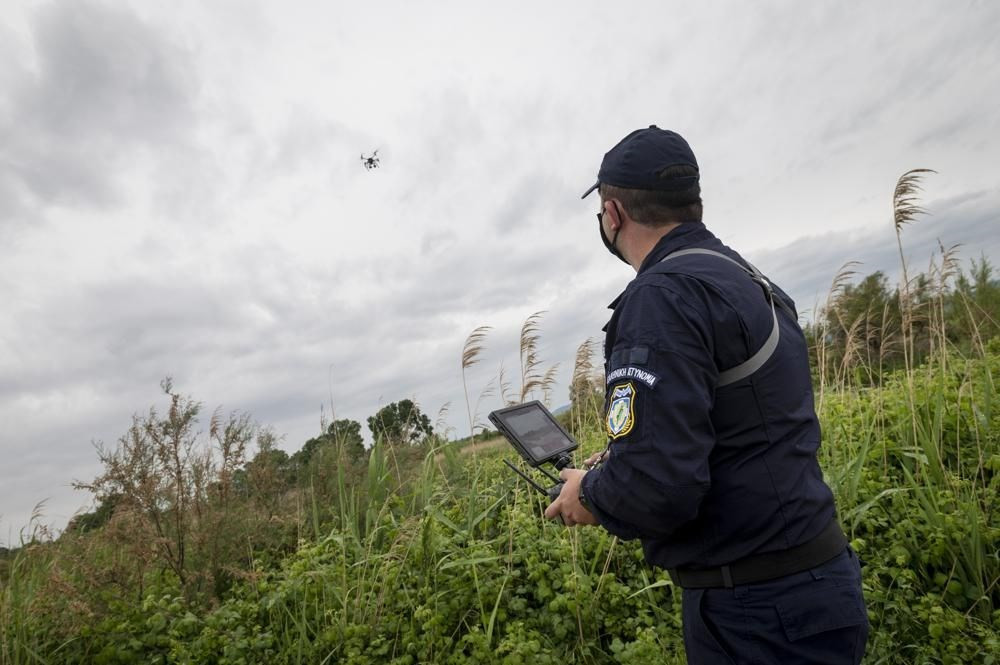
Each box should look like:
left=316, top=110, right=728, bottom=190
left=360, top=150, right=380, bottom=170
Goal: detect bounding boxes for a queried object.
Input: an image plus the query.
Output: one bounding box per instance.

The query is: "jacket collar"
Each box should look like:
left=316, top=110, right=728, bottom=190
left=636, top=222, right=714, bottom=275
left=606, top=222, right=715, bottom=310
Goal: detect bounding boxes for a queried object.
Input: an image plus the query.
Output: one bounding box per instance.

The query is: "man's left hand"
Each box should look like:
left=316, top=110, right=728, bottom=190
left=543, top=468, right=599, bottom=527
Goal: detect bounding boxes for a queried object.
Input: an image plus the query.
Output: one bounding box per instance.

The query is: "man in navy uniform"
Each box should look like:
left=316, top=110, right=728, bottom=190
left=544, top=126, right=869, bottom=664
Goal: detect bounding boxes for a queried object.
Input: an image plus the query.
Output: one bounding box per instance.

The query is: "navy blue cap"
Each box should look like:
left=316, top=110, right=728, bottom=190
left=581, top=125, right=699, bottom=199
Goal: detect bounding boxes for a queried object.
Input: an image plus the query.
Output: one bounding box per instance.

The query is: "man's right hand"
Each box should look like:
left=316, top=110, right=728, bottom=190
left=583, top=448, right=609, bottom=469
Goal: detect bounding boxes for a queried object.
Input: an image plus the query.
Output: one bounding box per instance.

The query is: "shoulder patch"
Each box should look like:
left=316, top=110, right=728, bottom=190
left=606, top=382, right=636, bottom=439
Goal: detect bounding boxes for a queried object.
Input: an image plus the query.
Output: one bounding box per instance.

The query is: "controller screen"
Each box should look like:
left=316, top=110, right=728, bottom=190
left=502, top=405, right=574, bottom=462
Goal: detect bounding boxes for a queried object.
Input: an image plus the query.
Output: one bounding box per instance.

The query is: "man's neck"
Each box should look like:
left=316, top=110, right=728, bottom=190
left=629, top=222, right=682, bottom=272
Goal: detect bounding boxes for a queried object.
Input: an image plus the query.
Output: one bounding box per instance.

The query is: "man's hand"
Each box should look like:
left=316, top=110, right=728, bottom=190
left=543, top=468, right=599, bottom=527
left=583, top=448, right=609, bottom=469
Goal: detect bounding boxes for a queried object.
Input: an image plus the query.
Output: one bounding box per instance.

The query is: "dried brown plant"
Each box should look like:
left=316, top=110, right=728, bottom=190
left=893, top=169, right=936, bottom=233
left=816, top=261, right=862, bottom=399
left=461, top=325, right=492, bottom=442
left=497, top=361, right=517, bottom=407
left=519, top=311, right=547, bottom=401
left=73, top=379, right=257, bottom=600
left=892, top=168, right=936, bottom=373
left=541, top=363, right=561, bottom=407
left=569, top=338, right=605, bottom=433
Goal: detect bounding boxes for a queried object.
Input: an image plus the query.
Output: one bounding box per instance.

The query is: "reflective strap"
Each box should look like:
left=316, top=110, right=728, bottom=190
left=658, top=248, right=780, bottom=387
left=717, top=303, right=779, bottom=386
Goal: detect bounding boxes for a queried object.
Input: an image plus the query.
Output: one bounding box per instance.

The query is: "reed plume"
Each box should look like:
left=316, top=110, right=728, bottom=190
left=519, top=311, right=546, bottom=402
left=461, top=325, right=491, bottom=444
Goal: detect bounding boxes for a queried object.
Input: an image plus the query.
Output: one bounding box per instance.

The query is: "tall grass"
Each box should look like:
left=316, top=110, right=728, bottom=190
left=0, top=507, right=82, bottom=665
left=815, top=169, right=999, bottom=647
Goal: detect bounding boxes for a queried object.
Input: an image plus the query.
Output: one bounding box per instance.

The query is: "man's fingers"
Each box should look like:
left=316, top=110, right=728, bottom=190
left=543, top=499, right=560, bottom=520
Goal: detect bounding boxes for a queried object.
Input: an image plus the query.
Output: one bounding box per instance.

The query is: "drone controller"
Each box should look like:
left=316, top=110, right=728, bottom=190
left=488, top=401, right=580, bottom=517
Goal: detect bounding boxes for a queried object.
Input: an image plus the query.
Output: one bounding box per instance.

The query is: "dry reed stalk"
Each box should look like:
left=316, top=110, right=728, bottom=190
left=955, top=288, right=990, bottom=358
left=893, top=168, right=936, bottom=374
left=570, top=338, right=604, bottom=433
left=434, top=402, right=452, bottom=439
left=928, top=242, right=963, bottom=371
left=541, top=364, right=560, bottom=407
left=839, top=314, right=866, bottom=389
left=816, top=261, right=861, bottom=407
left=473, top=376, right=498, bottom=434
left=892, top=168, right=935, bottom=468
left=571, top=338, right=597, bottom=383
left=497, top=361, right=517, bottom=407
left=461, top=325, right=491, bottom=446
left=519, top=311, right=547, bottom=401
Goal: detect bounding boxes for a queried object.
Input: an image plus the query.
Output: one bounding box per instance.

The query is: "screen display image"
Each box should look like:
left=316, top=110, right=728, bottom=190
left=501, top=405, right=575, bottom=462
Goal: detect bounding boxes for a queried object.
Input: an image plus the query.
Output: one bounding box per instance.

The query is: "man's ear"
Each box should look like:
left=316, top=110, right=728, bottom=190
left=606, top=199, right=625, bottom=231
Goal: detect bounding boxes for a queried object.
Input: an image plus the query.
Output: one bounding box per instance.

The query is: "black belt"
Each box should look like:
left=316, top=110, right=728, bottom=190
left=667, top=520, right=848, bottom=589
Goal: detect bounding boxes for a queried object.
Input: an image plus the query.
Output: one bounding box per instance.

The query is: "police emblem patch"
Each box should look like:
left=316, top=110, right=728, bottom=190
left=606, top=382, right=636, bottom=439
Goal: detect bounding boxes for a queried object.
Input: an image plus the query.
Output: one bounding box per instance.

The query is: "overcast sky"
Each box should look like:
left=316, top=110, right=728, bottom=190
left=2, top=0, right=998, bottom=545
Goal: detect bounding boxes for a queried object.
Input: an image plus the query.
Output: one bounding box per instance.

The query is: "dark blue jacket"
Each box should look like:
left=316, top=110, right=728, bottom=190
left=581, top=222, right=836, bottom=570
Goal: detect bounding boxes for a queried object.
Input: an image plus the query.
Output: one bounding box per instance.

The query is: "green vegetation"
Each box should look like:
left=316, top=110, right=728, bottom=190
left=368, top=401, right=434, bottom=447
left=2, top=170, right=999, bottom=663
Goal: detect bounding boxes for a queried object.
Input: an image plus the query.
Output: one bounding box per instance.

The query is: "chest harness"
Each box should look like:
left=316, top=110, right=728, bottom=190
left=653, top=247, right=795, bottom=387
left=648, top=249, right=848, bottom=588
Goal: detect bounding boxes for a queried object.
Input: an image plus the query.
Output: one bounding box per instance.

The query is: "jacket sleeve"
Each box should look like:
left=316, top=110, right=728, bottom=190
left=583, top=280, right=720, bottom=541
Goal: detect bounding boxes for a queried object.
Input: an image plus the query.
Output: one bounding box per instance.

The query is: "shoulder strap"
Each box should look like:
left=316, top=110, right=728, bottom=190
left=657, top=248, right=781, bottom=387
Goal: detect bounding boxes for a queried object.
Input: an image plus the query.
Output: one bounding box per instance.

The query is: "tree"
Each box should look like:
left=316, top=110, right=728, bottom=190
left=239, top=431, right=292, bottom=519
left=329, top=418, right=365, bottom=457
left=367, top=400, right=433, bottom=446
left=292, top=419, right=365, bottom=470
left=952, top=255, right=1000, bottom=346
left=74, top=378, right=258, bottom=599
left=65, top=493, right=121, bottom=534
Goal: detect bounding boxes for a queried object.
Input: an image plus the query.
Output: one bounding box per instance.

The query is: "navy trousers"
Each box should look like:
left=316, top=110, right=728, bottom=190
left=681, top=547, right=869, bottom=664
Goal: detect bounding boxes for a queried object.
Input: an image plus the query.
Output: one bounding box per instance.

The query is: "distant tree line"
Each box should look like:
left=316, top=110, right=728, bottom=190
left=804, top=254, right=1000, bottom=385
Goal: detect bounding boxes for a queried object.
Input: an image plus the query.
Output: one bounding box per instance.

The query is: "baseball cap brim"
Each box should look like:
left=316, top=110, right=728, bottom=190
left=581, top=181, right=600, bottom=199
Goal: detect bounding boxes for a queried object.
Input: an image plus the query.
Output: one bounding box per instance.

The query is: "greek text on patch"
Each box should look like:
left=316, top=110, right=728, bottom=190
left=606, top=366, right=659, bottom=388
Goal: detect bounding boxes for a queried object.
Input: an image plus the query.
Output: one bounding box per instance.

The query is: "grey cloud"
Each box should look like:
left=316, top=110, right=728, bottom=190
left=249, top=108, right=372, bottom=186
left=0, top=228, right=562, bottom=448
left=751, top=189, right=1000, bottom=317
left=492, top=171, right=575, bottom=232
left=378, top=230, right=593, bottom=323
left=396, top=87, right=486, bottom=204
left=911, top=112, right=980, bottom=150
left=263, top=234, right=610, bottom=436
left=24, top=3, right=194, bottom=141
left=0, top=1, right=198, bottom=220
left=420, top=229, right=457, bottom=255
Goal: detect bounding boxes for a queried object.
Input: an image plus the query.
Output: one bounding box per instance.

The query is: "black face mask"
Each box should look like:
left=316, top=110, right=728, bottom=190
left=598, top=203, right=628, bottom=264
